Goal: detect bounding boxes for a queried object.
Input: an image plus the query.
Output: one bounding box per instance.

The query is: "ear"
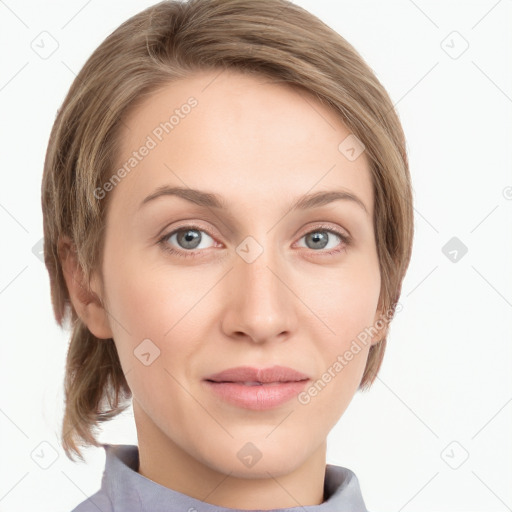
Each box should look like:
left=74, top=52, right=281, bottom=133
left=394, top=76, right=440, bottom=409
left=58, top=235, right=113, bottom=339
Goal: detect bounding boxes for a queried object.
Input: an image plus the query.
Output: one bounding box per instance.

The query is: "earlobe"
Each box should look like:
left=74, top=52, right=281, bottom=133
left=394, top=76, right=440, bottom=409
left=58, top=235, right=113, bottom=340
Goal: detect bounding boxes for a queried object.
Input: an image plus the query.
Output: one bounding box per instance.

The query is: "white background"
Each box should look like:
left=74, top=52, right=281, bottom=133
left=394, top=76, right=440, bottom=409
left=0, top=1, right=511, bottom=511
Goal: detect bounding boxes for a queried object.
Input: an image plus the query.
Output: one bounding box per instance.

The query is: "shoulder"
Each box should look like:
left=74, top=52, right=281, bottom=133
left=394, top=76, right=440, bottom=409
left=69, top=488, right=113, bottom=512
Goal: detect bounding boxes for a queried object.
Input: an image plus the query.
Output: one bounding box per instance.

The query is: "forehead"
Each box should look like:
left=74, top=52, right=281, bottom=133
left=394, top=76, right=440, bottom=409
left=112, top=69, right=373, bottom=217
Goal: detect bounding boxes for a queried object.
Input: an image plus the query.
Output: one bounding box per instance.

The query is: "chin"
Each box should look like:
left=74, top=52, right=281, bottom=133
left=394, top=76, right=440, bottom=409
left=203, top=435, right=314, bottom=479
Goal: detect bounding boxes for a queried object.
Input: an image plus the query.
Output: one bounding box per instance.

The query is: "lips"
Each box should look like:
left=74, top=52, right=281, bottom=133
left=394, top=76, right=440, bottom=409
left=204, top=365, right=310, bottom=384
left=203, top=365, right=310, bottom=410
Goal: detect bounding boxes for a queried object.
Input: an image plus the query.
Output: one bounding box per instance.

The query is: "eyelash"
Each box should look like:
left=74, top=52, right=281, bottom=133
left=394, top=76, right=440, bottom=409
left=157, top=223, right=351, bottom=259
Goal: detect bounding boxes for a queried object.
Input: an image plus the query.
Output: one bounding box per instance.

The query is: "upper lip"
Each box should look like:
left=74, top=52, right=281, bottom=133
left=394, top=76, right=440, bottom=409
left=204, top=365, right=310, bottom=383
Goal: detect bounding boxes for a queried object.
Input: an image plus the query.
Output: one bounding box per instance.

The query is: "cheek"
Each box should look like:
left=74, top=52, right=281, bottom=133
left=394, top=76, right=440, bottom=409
left=294, top=276, right=379, bottom=432
left=304, top=256, right=381, bottom=343
left=299, top=258, right=380, bottom=392
left=101, top=248, right=212, bottom=374
left=102, top=239, right=196, bottom=331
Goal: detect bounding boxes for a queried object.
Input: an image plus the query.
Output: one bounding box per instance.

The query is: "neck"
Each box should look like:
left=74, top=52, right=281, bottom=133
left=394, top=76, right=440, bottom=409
left=133, top=400, right=327, bottom=509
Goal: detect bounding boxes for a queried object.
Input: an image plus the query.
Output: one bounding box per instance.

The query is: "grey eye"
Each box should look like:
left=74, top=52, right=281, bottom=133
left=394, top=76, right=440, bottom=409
left=299, top=230, right=342, bottom=251
left=166, top=228, right=215, bottom=251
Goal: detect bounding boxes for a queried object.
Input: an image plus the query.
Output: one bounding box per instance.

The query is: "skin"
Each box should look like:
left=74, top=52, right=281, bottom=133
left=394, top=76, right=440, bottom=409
left=61, top=69, right=383, bottom=509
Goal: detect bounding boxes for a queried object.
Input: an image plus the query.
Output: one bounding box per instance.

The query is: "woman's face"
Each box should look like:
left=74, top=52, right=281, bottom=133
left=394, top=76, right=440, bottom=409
left=95, top=69, right=382, bottom=479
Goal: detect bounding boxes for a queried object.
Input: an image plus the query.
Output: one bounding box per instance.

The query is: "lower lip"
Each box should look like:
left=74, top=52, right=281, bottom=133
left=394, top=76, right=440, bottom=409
left=203, top=380, right=310, bottom=410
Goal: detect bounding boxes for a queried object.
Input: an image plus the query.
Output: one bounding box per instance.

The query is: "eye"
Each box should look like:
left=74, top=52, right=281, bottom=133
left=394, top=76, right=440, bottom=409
left=158, top=223, right=351, bottom=259
left=158, top=225, right=216, bottom=259
left=296, top=226, right=351, bottom=256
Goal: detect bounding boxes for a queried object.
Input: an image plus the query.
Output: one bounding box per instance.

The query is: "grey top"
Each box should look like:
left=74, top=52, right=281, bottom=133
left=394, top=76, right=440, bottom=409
left=71, top=444, right=369, bottom=512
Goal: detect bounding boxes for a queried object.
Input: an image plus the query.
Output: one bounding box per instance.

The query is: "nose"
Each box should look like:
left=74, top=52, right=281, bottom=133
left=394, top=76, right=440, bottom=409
left=221, top=239, right=296, bottom=344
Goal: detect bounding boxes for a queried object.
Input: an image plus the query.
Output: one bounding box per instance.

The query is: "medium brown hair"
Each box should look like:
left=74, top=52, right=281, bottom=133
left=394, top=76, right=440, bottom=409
left=41, top=0, right=414, bottom=461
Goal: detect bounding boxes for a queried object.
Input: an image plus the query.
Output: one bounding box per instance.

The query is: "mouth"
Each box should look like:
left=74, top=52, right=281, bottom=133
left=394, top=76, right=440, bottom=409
left=204, top=364, right=310, bottom=384
left=205, top=379, right=307, bottom=385
left=203, top=365, right=310, bottom=410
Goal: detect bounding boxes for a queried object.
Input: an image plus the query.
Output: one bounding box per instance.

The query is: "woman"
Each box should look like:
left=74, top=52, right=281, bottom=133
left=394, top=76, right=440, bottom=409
left=41, top=0, right=414, bottom=510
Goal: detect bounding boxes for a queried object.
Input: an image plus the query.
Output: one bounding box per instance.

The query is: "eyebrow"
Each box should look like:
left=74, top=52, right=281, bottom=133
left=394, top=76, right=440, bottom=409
left=139, top=185, right=368, bottom=215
